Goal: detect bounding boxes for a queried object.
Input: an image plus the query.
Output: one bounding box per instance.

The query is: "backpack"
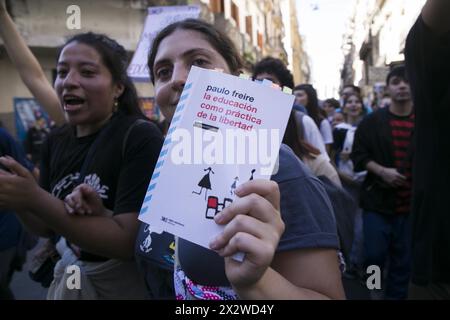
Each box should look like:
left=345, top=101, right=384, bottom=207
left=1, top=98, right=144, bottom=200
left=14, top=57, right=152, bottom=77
left=317, top=175, right=358, bottom=265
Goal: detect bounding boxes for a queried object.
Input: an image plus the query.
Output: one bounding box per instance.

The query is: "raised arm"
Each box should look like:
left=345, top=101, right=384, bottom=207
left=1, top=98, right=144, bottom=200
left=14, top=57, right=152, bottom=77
left=0, top=0, right=65, bottom=124
left=422, top=0, right=450, bottom=34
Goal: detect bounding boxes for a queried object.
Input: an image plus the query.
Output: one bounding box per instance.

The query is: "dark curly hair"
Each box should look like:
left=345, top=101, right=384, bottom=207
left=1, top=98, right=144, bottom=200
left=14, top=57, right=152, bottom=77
left=58, top=32, right=142, bottom=116
left=251, top=57, right=294, bottom=89
left=147, top=19, right=243, bottom=84
left=386, top=65, right=407, bottom=85
left=324, top=98, right=341, bottom=110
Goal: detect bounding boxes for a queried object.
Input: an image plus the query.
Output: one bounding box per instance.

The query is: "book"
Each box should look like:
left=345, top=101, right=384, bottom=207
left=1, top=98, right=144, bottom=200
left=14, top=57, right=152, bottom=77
left=138, top=66, right=294, bottom=250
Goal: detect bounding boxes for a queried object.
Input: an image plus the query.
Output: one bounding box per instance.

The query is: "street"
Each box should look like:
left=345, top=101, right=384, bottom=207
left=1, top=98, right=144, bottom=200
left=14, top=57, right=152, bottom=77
left=10, top=239, right=48, bottom=300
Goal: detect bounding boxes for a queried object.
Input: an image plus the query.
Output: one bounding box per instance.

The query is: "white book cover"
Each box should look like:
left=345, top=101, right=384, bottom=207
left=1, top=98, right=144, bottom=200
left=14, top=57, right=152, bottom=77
left=138, top=66, right=294, bottom=250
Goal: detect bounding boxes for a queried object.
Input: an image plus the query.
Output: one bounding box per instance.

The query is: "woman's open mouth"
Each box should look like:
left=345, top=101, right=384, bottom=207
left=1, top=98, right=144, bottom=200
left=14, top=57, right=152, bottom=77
left=63, top=95, right=86, bottom=112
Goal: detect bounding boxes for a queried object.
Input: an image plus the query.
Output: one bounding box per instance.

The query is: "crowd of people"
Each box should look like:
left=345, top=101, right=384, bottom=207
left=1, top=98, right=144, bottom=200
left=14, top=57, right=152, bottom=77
left=0, top=0, right=448, bottom=300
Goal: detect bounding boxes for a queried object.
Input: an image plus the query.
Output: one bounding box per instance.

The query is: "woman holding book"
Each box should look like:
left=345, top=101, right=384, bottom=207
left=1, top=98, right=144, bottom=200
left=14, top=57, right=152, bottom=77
left=139, top=19, right=344, bottom=300
left=65, top=18, right=344, bottom=300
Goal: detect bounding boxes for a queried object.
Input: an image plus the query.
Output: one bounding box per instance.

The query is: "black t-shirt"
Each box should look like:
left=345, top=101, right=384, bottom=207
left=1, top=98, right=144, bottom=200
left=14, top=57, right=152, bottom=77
left=24, top=127, right=48, bottom=164
left=405, top=17, right=450, bottom=285
left=40, top=111, right=163, bottom=261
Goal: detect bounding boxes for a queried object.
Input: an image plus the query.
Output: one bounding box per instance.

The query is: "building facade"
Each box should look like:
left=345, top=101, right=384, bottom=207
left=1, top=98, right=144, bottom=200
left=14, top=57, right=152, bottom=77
left=197, top=0, right=288, bottom=68
left=340, top=0, right=425, bottom=102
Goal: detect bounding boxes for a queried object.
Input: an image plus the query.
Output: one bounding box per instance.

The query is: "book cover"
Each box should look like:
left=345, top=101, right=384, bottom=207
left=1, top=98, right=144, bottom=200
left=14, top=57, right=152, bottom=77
left=138, top=66, right=294, bottom=249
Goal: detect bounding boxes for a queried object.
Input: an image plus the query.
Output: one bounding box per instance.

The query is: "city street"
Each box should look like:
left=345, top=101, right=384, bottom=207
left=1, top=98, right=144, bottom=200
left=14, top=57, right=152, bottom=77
left=10, top=239, right=48, bottom=300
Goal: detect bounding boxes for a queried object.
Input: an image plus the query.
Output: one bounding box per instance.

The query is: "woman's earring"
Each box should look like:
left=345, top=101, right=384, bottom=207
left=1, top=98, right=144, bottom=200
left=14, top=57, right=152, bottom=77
left=113, top=97, right=119, bottom=112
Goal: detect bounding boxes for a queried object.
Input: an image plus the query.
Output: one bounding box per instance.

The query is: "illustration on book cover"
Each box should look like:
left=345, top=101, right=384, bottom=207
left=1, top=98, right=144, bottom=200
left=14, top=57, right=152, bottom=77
left=191, top=167, right=256, bottom=220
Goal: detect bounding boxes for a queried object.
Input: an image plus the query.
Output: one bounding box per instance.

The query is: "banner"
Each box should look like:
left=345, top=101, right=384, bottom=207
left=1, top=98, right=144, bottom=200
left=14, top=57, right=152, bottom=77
left=127, top=5, right=201, bottom=82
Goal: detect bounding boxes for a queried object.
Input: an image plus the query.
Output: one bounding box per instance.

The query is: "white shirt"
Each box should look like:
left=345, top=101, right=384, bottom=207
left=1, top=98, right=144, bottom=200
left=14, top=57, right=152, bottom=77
left=297, top=113, right=329, bottom=161
left=320, top=119, right=334, bottom=145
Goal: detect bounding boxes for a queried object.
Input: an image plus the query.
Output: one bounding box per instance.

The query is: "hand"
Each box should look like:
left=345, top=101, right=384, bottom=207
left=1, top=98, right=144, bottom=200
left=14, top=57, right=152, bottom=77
left=379, top=167, right=407, bottom=187
left=64, top=183, right=111, bottom=217
left=209, top=179, right=284, bottom=290
left=0, top=156, right=41, bottom=211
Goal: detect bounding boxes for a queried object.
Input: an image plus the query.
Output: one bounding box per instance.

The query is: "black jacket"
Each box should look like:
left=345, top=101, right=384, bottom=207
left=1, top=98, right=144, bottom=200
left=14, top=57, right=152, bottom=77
left=405, top=17, right=450, bottom=285
left=351, top=108, right=398, bottom=215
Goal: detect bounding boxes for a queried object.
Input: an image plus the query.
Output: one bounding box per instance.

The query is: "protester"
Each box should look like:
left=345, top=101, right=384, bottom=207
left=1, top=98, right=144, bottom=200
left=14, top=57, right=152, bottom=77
left=293, top=84, right=334, bottom=154
left=332, top=112, right=345, bottom=128
left=150, top=19, right=345, bottom=300
left=405, top=0, right=450, bottom=299
left=351, top=66, right=414, bottom=299
left=332, top=93, right=366, bottom=280
left=333, top=93, right=366, bottom=184
left=292, top=109, right=329, bottom=160
left=251, top=57, right=293, bottom=89
left=0, top=2, right=176, bottom=299
left=24, top=118, right=50, bottom=166
left=340, top=85, right=361, bottom=106
left=0, top=30, right=163, bottom=299
left=323, top=98, right=341, bottom=123
left=250, top=59, right=328, bottom=159
left=66, top=19, right=345, bottom=300
left=252, top=57, right=341, bottom=187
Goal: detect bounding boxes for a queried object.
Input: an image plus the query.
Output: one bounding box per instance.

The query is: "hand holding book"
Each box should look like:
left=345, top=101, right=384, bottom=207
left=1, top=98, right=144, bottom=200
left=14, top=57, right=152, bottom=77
left=208, top=179, right=284, bottom=288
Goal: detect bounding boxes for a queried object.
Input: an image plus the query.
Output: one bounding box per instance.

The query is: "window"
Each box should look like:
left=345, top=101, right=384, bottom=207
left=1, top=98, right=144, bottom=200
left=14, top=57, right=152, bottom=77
left=210, top=0, right=224, bottom=13
left=257, top=31, right=263, bottom=49
left=231, top=1, right=239, bottom=28
left=246, top=15, right=253, bottom=42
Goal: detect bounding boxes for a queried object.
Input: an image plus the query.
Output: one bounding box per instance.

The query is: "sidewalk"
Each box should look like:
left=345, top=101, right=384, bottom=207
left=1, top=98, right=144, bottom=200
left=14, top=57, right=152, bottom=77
left=10, top=238, right=48, bottom=300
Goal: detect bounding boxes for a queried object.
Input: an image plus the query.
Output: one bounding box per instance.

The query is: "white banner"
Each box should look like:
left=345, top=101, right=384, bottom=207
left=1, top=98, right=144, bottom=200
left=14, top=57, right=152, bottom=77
left=127, top=5, right=201, bottom=82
